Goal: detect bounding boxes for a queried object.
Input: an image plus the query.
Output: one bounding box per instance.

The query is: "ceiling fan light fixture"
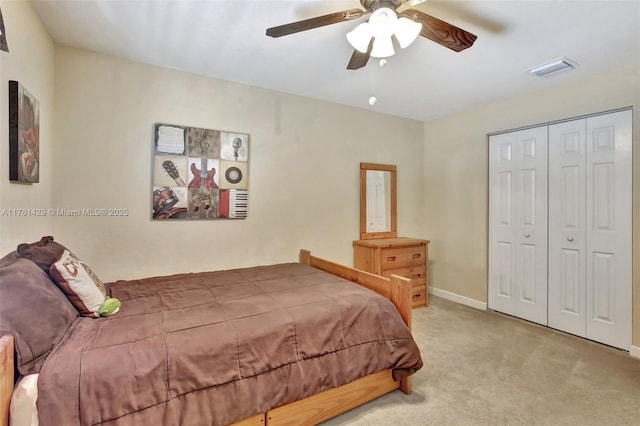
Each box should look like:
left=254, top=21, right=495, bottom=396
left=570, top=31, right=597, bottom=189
left=370, top=35, right=395, bottom=58
left=369, top=7, right=397, bottom=37
left=394, top=17, right=422, bottom=49
left=346, top=22, right=373, bottom=53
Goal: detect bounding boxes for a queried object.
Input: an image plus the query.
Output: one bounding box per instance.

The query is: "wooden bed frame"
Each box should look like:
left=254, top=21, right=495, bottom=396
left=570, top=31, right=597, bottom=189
left=0, top=249, right=414, bottom=426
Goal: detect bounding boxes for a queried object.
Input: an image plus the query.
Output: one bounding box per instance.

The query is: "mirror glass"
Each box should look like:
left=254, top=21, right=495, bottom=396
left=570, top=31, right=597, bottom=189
left=360, top=163, right=397, bottom=240
left=365, top=170, right=391, bottom=232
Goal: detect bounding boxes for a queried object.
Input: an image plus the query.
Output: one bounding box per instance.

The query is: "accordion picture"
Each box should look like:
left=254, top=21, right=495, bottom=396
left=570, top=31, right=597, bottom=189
left=152, top=123, right=249, bottom=221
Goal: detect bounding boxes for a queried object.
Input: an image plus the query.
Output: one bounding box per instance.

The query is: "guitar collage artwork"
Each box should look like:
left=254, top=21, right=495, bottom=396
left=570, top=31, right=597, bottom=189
left=152, top=124, right=248, bottom=220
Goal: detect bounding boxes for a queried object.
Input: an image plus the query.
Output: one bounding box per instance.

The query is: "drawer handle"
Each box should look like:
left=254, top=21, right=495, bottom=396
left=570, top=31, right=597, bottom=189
left=412, top=293, right=422, bottom=299
left=412, top=274, right=422, bottom=279
left=412, top=253, right=421, bottom=259
left=386, top=256, right=397, bottom=262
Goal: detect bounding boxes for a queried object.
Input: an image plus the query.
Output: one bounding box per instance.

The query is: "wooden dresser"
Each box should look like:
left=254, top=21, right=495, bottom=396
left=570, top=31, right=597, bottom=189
left=353, top=237, right=430, bottom=308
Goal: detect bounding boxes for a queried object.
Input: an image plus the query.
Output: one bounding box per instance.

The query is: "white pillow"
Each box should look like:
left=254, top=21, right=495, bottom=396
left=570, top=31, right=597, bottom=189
left=10, top=374, right=39, bottom=426
left=49, top=249, right=106, bottom=317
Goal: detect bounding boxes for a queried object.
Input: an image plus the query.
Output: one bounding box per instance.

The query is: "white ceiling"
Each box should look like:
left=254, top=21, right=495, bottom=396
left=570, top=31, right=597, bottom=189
left=31, top=0, right=640, bottom=122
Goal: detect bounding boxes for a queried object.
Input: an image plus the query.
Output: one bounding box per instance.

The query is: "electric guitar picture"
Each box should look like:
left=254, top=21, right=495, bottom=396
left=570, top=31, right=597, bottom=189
left=188, top=158, right=218, bottom=216
left=188, top=158, right=218, bottom=190
left=162, top=160, right=186, bottom=186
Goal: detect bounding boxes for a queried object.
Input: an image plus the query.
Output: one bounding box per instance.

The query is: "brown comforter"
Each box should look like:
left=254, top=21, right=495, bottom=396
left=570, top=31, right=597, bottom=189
left=37, top=263, right=422, bottom=425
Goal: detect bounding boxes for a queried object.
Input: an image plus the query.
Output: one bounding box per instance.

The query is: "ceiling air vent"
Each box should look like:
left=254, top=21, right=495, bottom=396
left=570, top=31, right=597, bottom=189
left=526, top=57, right=578, bottom=77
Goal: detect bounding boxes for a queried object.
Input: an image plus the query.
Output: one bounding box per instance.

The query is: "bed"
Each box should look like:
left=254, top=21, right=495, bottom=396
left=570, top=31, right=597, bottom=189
left=0, top=246, right=422, bottom=426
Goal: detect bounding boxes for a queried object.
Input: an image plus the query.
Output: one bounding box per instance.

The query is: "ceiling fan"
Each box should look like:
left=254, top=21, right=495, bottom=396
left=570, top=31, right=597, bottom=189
left=266, top=0, right=477, bottom=70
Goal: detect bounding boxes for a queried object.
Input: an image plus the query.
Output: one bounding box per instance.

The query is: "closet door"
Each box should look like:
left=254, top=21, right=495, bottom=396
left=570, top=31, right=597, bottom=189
left=548, top=110, right=632, bottom=350
left=488, top=127, right=548, bottom=325
left=548, top=119, right=587, bottom=336
left=585, top=110, right=632, bottom=350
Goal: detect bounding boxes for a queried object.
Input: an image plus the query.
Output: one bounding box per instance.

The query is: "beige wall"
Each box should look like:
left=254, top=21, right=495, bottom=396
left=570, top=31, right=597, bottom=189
left=0, top=0, right=56, bottom=254
left=50, top=46, right=424, bottom=282
left=423, top=63, right=640, bottom=347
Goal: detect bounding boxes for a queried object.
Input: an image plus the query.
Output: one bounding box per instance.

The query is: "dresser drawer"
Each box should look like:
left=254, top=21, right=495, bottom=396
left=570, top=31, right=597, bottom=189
left=381, top=265, right=426, bottom=284
left=380, top=245, right=426, bottom=269
left=412, top=285, right=427, bottom=307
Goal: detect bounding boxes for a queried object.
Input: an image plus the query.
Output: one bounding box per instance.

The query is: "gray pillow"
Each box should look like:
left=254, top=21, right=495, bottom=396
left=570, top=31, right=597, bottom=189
left=0, top=257, right=78, bottom=375
left=16, top=236, right=67, bottom=273
left=0, top=251, right=19, bottom=267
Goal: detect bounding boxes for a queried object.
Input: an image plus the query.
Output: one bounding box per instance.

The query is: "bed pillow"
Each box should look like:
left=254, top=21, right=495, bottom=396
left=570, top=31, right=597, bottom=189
left=16, top=236, right=66, bottom=273
left=0, top=258, right=78, bottom=375
left=0, top=250, right=20, bottom=267
left=10, top=374, right=39, bottom=426
left=49, top=249, right=107, bottom=318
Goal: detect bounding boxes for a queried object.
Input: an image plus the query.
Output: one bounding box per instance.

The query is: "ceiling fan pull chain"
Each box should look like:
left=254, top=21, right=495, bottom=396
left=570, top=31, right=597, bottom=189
left=369, top=62, right=377, bottom=106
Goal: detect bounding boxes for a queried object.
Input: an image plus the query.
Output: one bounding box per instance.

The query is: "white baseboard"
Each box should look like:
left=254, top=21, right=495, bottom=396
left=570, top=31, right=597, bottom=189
left=630, top=345, right=640, bottom=359
left=429, top=287, right=487, bottom=311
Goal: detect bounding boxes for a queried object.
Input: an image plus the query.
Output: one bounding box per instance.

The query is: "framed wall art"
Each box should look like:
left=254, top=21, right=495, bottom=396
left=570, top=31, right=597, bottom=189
left=151, top=123, right=249, bottom=221
left=9, top=81, right=40, bottom=183
left=0, top=6, right=9, bottom=52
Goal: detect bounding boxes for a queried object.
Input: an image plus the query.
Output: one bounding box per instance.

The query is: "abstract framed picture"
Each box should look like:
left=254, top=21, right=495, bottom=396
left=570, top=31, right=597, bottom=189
left=9, top=81, right=40, bottom=183
left=151, top=123, right=249, bottom=221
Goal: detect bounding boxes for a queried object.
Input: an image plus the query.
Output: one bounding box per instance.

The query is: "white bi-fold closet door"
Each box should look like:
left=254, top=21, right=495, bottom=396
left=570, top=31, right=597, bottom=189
left=548, top=110, right=632, bottom=350
left=489, top=109, right=632, bottom=350
left=488, top=127, right=548, bottom=326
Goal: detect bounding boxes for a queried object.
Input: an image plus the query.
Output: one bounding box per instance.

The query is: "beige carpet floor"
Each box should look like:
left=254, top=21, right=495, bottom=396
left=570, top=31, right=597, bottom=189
left=322, top=296, right=640, bottom=425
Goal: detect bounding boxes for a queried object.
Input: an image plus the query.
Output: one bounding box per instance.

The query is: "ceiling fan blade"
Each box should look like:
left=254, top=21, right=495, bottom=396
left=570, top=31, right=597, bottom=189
left=266, top=9, right=366, bottom=38
left=347, top=49, right=370, bottom=70
left=347, top=39, right=373, bottom=70
left=402, top=9, right=477, bottom=52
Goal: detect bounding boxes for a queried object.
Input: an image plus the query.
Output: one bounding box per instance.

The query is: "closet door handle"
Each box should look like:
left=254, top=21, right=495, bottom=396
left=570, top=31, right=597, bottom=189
left=567, top=237, right=574, bottom=242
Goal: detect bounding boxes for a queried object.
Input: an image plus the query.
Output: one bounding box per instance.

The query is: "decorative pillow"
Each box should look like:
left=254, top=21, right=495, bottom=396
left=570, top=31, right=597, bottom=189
left=16, top=236, right=66, bottom=273
left=49, top=250, right=107, bottom=318
left=0, top=258, right=78, bottom=375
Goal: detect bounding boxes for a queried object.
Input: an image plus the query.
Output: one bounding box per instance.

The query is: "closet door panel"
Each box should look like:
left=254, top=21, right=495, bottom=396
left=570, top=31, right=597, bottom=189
left=560, top=249, right=581, bottom=313
left=585, top=110, right=632, bottom=350
left=591, top=252, right=615, bottom=321
left=489, top=127, right=547, bottom=325
left=497, top=242, right=514, bottom=298
left=489, top=133, right=517, bottom=316
left=548, top=120, right=586, bottom=336
left=519, top=244, right=537, bottom=302
left=514, top=128, right=548, bottom=325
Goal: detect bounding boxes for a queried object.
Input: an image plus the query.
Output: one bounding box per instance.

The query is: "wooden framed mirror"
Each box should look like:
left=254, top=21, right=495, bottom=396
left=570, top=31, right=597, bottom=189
left=360, top=162, right=397, bottom=240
